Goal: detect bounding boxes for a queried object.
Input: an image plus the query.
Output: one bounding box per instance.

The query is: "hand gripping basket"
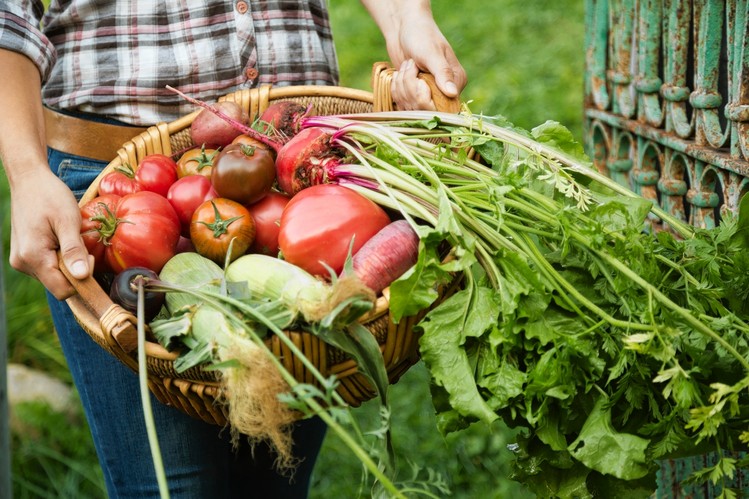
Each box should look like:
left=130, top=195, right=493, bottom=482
left=60, top=63, right=461, bottom=427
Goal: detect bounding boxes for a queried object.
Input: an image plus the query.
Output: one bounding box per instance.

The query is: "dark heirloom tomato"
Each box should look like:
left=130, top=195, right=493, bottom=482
left=176, top=145, right=220, bottom=179
left=104, top=191, right=181, bottom=274
left=278, top=184, right=391, bottom=277
left=167, top=175, right=219, bottom=235
left=190, top=198, right=255, bottom=264
left=135, top=153, right=179, bottom=197
left=80, top=193, right=122, bottom=273
left=97, top=164, right=141, bottom=197
left=245, top=191, right=290, bottom=256
left=211, top=143, right=276, bottom=205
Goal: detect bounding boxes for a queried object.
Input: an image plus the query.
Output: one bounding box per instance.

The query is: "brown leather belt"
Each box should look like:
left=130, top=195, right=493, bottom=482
left=44, top=107, right=148, bottom=162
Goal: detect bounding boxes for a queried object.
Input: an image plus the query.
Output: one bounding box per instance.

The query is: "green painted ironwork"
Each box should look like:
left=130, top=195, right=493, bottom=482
left=583, top=0, right=749, bottom=496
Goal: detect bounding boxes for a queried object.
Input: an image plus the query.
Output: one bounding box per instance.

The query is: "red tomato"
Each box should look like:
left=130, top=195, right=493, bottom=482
left=190, top=198, right=255, bottom=264
left=167, top=175, right=219, bottom=235
left=104, top=191, right=181, bottom=274
left=80, top=193, right=122, bottom=273
left=246, top=191, right=290, bottom=256
left=97, top=164, right=141, bottom=197
left=211, top=143, right=276, bottom=205
left=135, top=154, right=178, bottom=197
left=176, top=145, right=220, bottom=179
left=278, top=184, right=390, bottom=277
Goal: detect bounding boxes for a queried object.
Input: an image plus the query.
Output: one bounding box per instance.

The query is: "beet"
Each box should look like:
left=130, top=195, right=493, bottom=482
left=259, top=101, right=310, bottom=142
left=274, top=127, right=346, bottom=195
left=190, top=101, right=250, bottom=148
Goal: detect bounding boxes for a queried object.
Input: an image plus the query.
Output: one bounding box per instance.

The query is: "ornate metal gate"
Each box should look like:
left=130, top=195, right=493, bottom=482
left=583, top=0, right=749, bottom=495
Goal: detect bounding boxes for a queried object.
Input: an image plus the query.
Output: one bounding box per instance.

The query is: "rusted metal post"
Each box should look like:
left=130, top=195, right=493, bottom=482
left=584, top=0, right=749, bottom=495
left=0, top=223, right=11, bottom=499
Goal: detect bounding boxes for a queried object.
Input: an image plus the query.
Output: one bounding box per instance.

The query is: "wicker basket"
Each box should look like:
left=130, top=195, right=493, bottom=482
left=60, top=63, right=461, bottom=427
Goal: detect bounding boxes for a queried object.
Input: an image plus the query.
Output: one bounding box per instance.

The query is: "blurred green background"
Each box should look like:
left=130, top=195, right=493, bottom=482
left=2, top=1, right=585, bottom=497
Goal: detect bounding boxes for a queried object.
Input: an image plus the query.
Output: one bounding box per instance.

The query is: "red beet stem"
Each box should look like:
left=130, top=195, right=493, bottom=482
left=166, top=85, right=282, bottom=152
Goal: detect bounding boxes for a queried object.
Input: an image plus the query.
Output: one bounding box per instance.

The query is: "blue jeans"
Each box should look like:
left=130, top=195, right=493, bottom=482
left=46, top=146, right=326, bottom=498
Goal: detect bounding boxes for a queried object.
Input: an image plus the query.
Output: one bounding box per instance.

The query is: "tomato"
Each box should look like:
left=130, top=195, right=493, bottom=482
left=211, top=143, right=276, bottom=205
left=278, top=184, right=391, bottom=277
left=176, top=145, right=220, bottom=179
left=97, top=164, right=141, bottom=197
left=135, top=153, right=178, bottom=197
left=190, top=198, right=255, bottom=264
left=231, top=134, right=274, bottom=156
left=104, top=191, right=181, bottom=274
left=80, top=193, right=122, bottom=273
left=167, top=175, right=219, bottom=235
left=246, top=191, right=290, bottom=256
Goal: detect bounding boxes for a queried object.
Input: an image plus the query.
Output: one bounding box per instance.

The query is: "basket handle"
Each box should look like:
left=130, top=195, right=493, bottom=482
left=58, top=256, right=140, bottom=356
left=371, top=62, right=461, bottom=113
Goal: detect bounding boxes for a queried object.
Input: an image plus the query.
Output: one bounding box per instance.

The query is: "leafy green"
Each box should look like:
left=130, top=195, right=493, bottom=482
left=568, top=398, right=652, bottom=480
left=309, top=111, right=749, bottom=497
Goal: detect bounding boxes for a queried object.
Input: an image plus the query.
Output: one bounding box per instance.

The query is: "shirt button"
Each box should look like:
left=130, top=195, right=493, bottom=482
left=245, top=67, right=258, bottom=80
left=236, top=1, right=248, bottom=14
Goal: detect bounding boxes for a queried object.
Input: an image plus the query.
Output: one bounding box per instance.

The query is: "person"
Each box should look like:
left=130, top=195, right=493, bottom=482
left=0, top=1, right=466, bottom=498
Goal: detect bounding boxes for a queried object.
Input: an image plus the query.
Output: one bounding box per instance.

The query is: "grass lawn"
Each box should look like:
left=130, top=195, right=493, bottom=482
left=2, top=1, right=585, bottom=497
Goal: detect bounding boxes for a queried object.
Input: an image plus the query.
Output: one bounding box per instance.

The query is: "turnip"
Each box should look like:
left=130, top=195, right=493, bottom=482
left=190, top=100, right=249, bottom=148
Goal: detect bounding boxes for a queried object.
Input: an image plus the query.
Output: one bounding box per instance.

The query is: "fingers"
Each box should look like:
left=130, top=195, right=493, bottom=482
left=391, top=59, right=436, bottom=111
left=432, top=60, right=466, bottom=99
left=9, top=189, right=91, bottom=301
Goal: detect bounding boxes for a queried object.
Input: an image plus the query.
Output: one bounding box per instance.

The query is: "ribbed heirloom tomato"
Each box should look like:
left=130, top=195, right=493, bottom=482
left=278, top=184, right=390, bottom=277
left=97, top=164, right=141, bottom=197
left=80, top=193, right=121, bottom=273
left=81, top=191, right=181, bottom=274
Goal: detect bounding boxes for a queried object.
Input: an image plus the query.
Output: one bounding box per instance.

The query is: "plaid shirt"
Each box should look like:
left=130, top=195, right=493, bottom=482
left=0, top=0, right=339, bottom=125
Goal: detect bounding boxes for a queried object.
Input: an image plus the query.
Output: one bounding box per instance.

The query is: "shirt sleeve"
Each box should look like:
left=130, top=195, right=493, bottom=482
left=0, top=1, right=57, bottom=82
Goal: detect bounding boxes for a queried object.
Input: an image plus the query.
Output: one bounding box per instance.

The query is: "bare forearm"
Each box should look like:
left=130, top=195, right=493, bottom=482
left=359, top=0, right=466, bottom=108
left=1, top=48, right=92, bottom=298
left=0, top=49, right=47, bottom=185
left=359, top=0, right=434, bottom=65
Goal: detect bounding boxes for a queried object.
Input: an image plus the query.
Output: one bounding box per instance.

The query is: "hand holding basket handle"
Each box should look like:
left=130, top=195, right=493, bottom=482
left=416, top=72, right=462, bottom=113
left=371, top=61, right=461, bottom=113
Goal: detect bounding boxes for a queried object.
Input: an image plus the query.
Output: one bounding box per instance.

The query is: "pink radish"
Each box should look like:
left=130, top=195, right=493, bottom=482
left=350, top=220, right=420, bottom=295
